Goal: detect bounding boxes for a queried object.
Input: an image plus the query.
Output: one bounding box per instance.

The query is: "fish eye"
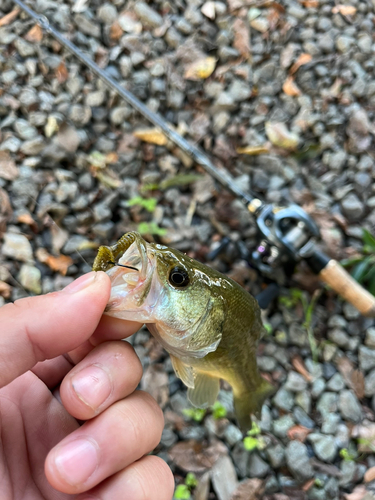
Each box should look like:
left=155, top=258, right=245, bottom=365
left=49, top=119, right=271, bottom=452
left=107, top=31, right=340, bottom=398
left=169, top=267, right=190, bottom=288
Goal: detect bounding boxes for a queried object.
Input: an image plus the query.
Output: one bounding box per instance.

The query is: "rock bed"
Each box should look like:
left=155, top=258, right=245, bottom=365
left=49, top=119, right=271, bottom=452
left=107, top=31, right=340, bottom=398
left=1, top=0, right=375, bottom=499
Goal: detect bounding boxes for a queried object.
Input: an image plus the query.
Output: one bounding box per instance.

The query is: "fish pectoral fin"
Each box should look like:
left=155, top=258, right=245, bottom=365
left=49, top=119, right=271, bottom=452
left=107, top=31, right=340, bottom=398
left=187, top=297, right=224, bottom=358
left=187, top=372, right=220, bottom=408
left=170, top=355, right=195, bottom=389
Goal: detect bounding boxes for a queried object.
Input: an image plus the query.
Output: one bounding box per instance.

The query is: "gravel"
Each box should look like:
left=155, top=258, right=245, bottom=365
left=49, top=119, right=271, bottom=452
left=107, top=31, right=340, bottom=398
left=1, top=1, right=375, bottom=498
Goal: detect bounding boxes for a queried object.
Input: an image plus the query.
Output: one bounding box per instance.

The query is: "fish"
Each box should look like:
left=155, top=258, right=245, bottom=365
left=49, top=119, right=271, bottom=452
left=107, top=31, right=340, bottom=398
left=92, top=231, right=275, bottom=431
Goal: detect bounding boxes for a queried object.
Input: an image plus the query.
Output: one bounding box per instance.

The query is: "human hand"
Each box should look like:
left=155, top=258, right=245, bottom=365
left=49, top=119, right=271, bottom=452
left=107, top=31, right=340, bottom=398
left=0, top=271, right=174, bottom=499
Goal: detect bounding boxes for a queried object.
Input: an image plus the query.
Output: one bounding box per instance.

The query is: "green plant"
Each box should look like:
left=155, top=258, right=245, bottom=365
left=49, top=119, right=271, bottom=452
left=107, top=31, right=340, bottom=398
left=263, top=322, right=273, bottom=335
left=243, top=422, right=266, bottom=452
left=137, top=222, right=167, bottom=236
left=211, top=401, right=227, bottom=420
left=339, top=448, right=357, bottom=462
left=127, top=196, right=158, bottom=212
left=174, top=473, right=198, bottom=499
left=342, top=229, right=375, bottom=296
left=182, top=407, right=206, bottom=422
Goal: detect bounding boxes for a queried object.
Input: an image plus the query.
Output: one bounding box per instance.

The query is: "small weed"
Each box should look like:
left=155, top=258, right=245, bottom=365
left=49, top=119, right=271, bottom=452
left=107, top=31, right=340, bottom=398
left=342, top=229, right=375, bottom=296
left=211, top=401, right=227, bottom=420
left=137, top=222, right=167, bottom=236
left=127, top=196, right=158, bottom=212
left=185, top=473, right=198, bottom=488
left=263, top=322, right=273, bottom=335
left=339, top=448, right=357, bottom=462
left=174, top=473, right=198, bottom=499
left=243, top=422, right=266, bottom=452
left=182, top=408, right=206, bottom=422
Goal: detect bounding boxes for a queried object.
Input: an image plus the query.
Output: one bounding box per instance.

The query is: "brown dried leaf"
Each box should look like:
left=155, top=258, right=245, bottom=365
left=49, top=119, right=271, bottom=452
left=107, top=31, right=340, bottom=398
left=141, top=364, right=169, bottom=409
left=310, top=458, right=342, bottom=478
left=17, top=212, right=38, bottom=231
left=184, top=57, right=217, bottom=80
left=232, top=18, right=251, bottom=59
left=364, top=466, right=375, bottom=483
left=110, top=20, right=123, bottom=40
left=290, top=53, right=312, bottom=75
left=344, top=485, right=368, bottom=500
left=291, top=356, right=313, bottom=381
left=0, top=151, right=18, bottom=181
left=299, top=0, right=318, bottom=7
left=0, top=188, right=12, bottom=237
left=287, top=425, right=312, bottom=442
left=236, top=145, right=270, bottom=155
left=133, top=128, right=168, bottom=146
left=55, top=61, right=69, bottom=84
left=0, top=8, right=20, bottom=27
left=283, top=76, right=301, bottom=96
left=337, top=356, right=365, bottom=399
left=0, top=280, right=11, bottom=299
left=36, top=248, right=73, bottom=275
left=332, top=5, right=357, bottom=16
left=230, top=479, right=264, bottom=500
left=352, top=420, right=375, bottom=453
left=265, top=121, right=300, bottom=150
left=105, top=152, right=119, bottom=164
left=25, top=24, right=43, bottom=43
left=169, top=439, right=227, bottom=473
left=302, top=479, right=315, bottom=492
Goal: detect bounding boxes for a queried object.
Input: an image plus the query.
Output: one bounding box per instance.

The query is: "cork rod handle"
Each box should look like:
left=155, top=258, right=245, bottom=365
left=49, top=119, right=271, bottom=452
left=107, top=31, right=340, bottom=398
left=319, top=260, right=375, bottom=317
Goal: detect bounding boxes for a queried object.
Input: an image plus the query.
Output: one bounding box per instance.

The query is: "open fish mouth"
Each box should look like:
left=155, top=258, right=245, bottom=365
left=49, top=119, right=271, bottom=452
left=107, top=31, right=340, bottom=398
left=93, top=232, right=159, bottom=322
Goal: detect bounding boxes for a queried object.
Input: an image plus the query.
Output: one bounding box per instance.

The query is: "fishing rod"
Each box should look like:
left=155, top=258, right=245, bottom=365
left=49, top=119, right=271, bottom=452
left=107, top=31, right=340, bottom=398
left=10, top=0, right=375, bottom=317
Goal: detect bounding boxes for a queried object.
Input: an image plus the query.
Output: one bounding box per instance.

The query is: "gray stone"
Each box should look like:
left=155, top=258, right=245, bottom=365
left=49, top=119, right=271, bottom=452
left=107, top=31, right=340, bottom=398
left=285, top=371, right=308, bottom=392
left=266, top=443, right=285, bottom=468
left=97, top=3, right=118, bottom=24
left=227, top=79, right=251, bottom=102
left=365, top=327, right=375, bottom=348
left=20, top=137, right=44, bottom=155
left=358, top=34, right=372, bottom=54
left=160, top=427, right=178, bottom=447
left=365, top=369, right=375, bottom=397
left=232, top=442, right=249, bottom=478
left=247, top=453, right=270, bottom=478
left=85, top=91, right=106, bottom=107
left=317, top=392, right=338, bottom=417
left=327, top=373, right=345, bottom=392
left=335, top=423, right=350, bottom=449
left=295, top=390, right=311, bottom=414
left=14, top=119, right=38, bottom=140
left=339, top=459, right=356, bottom=487
left=18, top=264, right=41, bottom=295
left=336, top=36, right=353, bottom=53
left=2, top=233, right=33, bottom=262
left=359, top=345, right=375, bottom=372
left=308, top=433, right=337, bottom=462
left=224, top=424, right=243, bottom=447
left=134, top=2, right=163, bottom=27
left=341, top=193, right=364, bottom=220
left=339, top=390, right=362, bottom=423
left=321, top=413, right=340, bottom=435
left=212, top=455, right=238, bottom=500
left=14, top=37, right=35, bottom=57
left=286, top=441, right=314, bottom=481
left=312, top=378, right=326, bottom=399
left=273, top=388, right=294, bottom=411
left=294, top=406, right=315, bottom=429
left=273, top=415, right=295, bottom=438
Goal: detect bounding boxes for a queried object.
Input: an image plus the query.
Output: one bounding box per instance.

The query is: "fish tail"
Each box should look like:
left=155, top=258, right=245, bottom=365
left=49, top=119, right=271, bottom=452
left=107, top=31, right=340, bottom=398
left=233, top=377, right=275, bottom=432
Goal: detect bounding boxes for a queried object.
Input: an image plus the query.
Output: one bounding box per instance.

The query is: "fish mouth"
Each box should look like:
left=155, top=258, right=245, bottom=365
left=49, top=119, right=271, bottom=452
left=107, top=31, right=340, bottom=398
left=96, top=233, right=159, bottom=322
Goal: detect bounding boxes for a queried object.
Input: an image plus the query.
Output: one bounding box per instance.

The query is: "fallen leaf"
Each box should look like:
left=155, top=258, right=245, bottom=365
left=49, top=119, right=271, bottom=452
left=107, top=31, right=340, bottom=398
left=25, top=24, right=43, bottom=43
left=291, top=356, right=313, bottom=381
left=110, top=20, right=123, bottom=40
left=299, top=0, right=319, bottom=7
left=265, top=121, right=300, bottom=150
left=105, top=152, right=119, bottom=164
left=133, top=128, right=168, bottom=145
left=236, top=145, right=270, bottom=155
left=328, top=78, right=343, bottom=98
left=184, top=57, right=217, bottom=80
left=352, top=420, right=375, bottom=453
left=0, top=188, right=12, bottom=236
left=17, top=212, right=38, bottom=231
left=36, top=248, right=73, bottom=275
left=0, top=7, right=19, bottom=27
left=0, top=151, right=19, bottom=181
left=0, top=281, right=11, bottom=299
left=57, top=124, right=80, bottom=152
left=95, top=169, right=122, bottom=189
left=310, top=458, right=342, bottom=478
left=337, top=357, right=365, bottom=399
left=364, top=466, right=375, bottom=483
left=230, top=479, right=264, bottom=500
left=283, top=76, right=301, bottom=96
left=55, top=61, right=69, bottom=84
left=290, top=53, right=312, bottom=75
left=169, top=439, right=227, bottom=473
left=302, top=479, right=315, bottom=492
left=332, top=5, right=357, bottom=16
left=194, top=472, right=211, bottom=500
left=287, top=425, right=312, bottom=442
left=344, top=485, right=368, bottom=500
left=141, top=364, right=169, bottom=409
left=232, top=18, right=251, bottom=59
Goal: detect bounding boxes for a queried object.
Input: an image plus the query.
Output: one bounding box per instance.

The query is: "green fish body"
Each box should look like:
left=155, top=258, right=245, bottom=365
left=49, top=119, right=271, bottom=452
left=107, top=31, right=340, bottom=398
left=93, top=232, right=274, bottom=431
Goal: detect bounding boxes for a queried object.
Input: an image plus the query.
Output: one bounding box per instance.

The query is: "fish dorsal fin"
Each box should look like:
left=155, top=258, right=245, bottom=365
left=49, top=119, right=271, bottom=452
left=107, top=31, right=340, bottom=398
left=187, top=372, right=220, bottom=408
left=187, top=296, right=224, bottom=357
left=170, top=355, right=195, bottom=389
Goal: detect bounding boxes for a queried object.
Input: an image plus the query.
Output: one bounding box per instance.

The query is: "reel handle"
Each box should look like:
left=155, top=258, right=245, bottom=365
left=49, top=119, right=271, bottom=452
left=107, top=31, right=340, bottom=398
left=319, top=259, right=375, bottom=318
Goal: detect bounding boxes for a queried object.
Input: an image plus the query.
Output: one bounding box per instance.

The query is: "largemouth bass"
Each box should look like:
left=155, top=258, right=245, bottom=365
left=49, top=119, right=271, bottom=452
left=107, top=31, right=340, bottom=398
left=93, top=232, right=274, bottom=431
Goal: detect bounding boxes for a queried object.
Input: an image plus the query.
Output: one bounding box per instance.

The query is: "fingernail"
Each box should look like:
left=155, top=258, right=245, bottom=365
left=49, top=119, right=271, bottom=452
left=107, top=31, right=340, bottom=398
left=55, top=438, right=99, bottom=486
left=71, top=365, right=112, bottom=410
left=63, top=272, right=100, bottom=294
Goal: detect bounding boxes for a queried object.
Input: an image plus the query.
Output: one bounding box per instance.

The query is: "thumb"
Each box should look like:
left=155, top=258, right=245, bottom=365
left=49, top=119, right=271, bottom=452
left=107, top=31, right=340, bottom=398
left=0, top=271, right=110, bottom=388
